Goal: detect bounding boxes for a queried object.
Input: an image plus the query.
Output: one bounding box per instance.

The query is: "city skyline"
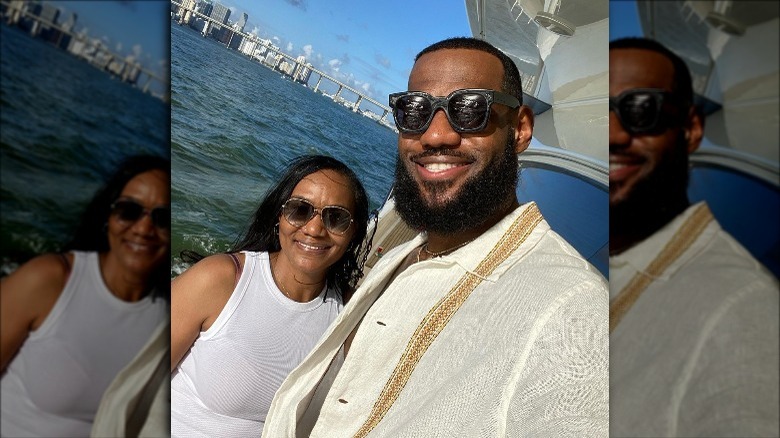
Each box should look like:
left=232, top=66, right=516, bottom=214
left=216, top=0, right=472, bottom=102
left=42, top=0, right=169, bottom=93
left=171, top=3, right=396, bottom=128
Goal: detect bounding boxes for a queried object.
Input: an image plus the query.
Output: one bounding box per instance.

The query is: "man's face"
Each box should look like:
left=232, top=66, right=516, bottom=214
left=393, top=48, right=522, bottom=234
left=609, top=48, right=691, bottom=208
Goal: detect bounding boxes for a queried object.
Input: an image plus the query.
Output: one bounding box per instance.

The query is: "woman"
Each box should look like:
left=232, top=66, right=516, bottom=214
left=171, top=155, right=371, bottom=436
left=0, top=155, right=171, bottom=437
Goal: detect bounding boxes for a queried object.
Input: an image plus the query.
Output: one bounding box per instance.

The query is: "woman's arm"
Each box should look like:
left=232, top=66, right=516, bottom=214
left=170, top=254, right=240, bottom=371
left=1, top=254, right=70, bottom=373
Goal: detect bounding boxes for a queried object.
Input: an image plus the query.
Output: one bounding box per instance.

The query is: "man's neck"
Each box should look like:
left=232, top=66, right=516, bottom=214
left=610, top=194, right=690, bottom=256
left=425, top=198, right=520, bottom=256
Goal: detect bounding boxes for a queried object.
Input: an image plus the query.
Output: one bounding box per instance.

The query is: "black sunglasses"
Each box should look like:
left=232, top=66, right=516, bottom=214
left=389, top=88, right=521, bottom=134
left=609, top=88, right=688, bottom=135
left=281, top=198, right=353, bottom=235
left=110, top=199, right=171, bottom=230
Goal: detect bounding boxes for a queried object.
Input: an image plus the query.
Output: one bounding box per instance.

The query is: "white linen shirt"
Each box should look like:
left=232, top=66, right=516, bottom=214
left=610, top=202, right=780, bottom=437
left=263, top=203, right=609, bottom=437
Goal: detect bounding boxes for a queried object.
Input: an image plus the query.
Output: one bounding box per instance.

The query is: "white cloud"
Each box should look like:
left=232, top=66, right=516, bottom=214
left=303, top=44, right=313, bottom=58
left=286, top=42, right=293, bottom=52
left=272, top=36, right=281, bottom=44
left=115, top=42, right=122, bottom=53
left=132, top=44, right=142, bottom=58
left=250, top=26, right=260, bottom=36
left=328, top=58, right=342, bottom=71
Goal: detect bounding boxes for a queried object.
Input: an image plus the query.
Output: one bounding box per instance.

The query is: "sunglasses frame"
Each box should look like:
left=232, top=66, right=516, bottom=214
left=609, top=88, right=688, bottom=135
left=389, top=88, right=521, bottom=134
left=281, top=197, right=354, bottom=235
left=110, top=199, right=171, bottom=230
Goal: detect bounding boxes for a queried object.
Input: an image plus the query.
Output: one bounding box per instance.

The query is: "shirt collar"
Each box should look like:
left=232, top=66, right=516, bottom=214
left=414, top=202, right=548, bottom=281
left=610, top=202, right=718, bottom=279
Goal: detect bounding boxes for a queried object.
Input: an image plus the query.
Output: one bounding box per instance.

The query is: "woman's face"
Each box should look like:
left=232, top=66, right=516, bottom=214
left=277, top=169, right=357, bottom=282
left=106, top=169, right=170, bottom=277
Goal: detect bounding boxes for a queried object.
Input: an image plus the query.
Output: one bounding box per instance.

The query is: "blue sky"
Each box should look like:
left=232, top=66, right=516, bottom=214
left=609, top=1, right=642, bottom=40
left=49, top=1, right=169, bottom=81
left=219, top=0, right=472, bottom=101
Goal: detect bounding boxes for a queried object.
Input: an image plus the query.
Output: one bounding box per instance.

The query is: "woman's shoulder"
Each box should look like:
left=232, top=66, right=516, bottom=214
left=176, top=253, right=241, bottom=288
left=1, top=253, right=73, bottom=329
left=5, top=253, right=72, bottom=292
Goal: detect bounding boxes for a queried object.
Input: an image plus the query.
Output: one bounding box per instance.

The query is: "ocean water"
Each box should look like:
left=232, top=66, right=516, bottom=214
left=0, top=23, right=168, bottom=275
left=170, top=23, right=397, bottom=274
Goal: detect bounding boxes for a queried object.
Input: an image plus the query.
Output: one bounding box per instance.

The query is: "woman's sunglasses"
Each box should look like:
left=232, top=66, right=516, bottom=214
left=389, top=88, right=521, bottom=134
left=281, top=198, right=353, bottom=235
left=610, top=88, right=688, bottom=135
left=110, top=199, right=171, bottom=230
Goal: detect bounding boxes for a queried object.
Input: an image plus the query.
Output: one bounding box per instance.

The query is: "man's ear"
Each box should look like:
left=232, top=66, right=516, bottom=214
left=685, top=107, right=704, bottom=155
left=514, top=106, right=534, bottom=154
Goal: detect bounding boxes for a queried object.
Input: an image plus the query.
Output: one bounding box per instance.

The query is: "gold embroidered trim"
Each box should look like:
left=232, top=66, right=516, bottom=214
left=609, top=204, right=713, bottom=333
left=352, top=204, right=543, bottom=438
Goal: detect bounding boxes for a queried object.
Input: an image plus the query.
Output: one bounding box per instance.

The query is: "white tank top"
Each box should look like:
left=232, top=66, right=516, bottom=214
left=0, top=251, right=169, bottom=437
left=171, top=251, right=343, bottom=438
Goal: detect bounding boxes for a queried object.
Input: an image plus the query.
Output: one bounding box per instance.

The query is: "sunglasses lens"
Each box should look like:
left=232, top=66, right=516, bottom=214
left=151, top=207, right=171, bottom=229
left=449, top=92, right=489, bottom=131
left=283, top=199, right=314, bottom=227
left=112, top=201, right=143, bottom=222
left=393, top=95, right=432, bottom=132
left=282, top=199, right=352, bottom=234
left=322, top=207, right=352, bottom=234
left=112, top=201, right=170, bottom=229
left=619, top=92, right=661, bottom=133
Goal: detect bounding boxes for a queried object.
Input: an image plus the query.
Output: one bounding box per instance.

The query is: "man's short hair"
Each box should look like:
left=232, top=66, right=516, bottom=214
left=609, top=37, right=694, bottom=108
left=416, top=37, right=523, bottom=104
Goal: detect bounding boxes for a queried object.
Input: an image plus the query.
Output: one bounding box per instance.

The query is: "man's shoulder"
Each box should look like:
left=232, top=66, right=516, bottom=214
left=513, top=223, right=605, bottom=280
left=492, top=223, right=608, bottom=306
left=680, top=213, right=776, bottom=283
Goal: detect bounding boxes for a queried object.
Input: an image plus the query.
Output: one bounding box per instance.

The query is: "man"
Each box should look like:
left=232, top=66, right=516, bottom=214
left=263, top=37, right=608, bottom=437
left=609, top=37, right=779, bottom=437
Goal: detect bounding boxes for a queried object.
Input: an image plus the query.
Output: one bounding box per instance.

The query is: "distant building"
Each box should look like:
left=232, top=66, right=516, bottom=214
left=210, top=2, right=230, bottom=24
left=67, top=32, right=88, bottom=57
left=279, top=59, right=296, bottom=76
left=208, top=3, right=230, bottom=40
left=191, top=17, right=206, bottom=33
left=228, top=32, right=243, bottom=50
left=61, top=12, right=76, bottom=32
left=38, top=2, right=59, bottom=25
left=26, top=2, right=56, bottom=37
left=227, top=12, right=248, bottom=49
left=176, top=0, right=197, bottom=25
left=263, top=50, right=281, bottom=69
left=236, top=12, right=248, bottom=32
left=123, top=55, right=141, bottom=84
left=107, top=57, right=125, bottom=76
left=195, top=0, right=213, bottom=17
left=36, top=3, right=62, bottom=43
left=238, top=36, right=257, bottom=56
left=239, top=36, right=271, bottom=62
left=294, top=56, right=312, bottom=84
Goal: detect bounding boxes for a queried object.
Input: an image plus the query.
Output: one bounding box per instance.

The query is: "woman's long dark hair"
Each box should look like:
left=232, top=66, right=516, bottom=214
left=183, top=155, right=373, bottom=298
left=64, top=155, right=171, bottom=301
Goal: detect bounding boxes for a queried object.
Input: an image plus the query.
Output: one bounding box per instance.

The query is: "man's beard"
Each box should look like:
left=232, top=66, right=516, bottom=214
left=393, top=134, right=518, bottom=235
left=610, top=130, right=690, bottom=230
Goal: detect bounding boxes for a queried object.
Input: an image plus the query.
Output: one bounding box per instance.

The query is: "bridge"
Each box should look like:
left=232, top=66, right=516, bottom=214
left=171, top=0, right=395, bottom=128
left=1, top=0, right=168, bottom=101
